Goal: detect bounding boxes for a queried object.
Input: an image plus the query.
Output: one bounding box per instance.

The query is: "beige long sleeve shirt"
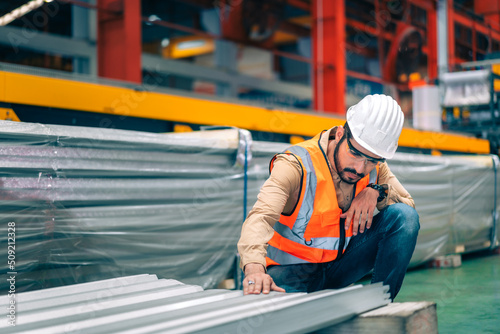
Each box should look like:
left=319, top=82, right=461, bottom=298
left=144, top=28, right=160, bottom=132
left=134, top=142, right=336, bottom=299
left=237, top=127, right=415, bottom=271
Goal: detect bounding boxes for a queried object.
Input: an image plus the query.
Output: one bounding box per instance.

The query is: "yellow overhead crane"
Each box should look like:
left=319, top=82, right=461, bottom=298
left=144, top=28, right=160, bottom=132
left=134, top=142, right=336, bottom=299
left=0, top=70, right=491, bottom=155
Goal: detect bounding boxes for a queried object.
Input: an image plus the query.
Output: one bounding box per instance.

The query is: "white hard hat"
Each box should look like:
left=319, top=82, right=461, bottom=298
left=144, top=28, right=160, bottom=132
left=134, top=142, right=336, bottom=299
left=346, top=94, right=404, bottom=159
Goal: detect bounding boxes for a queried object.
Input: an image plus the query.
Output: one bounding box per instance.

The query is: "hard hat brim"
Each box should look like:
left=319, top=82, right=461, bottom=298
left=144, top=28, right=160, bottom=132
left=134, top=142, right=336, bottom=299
left=348, top=128, right=396, bottom=160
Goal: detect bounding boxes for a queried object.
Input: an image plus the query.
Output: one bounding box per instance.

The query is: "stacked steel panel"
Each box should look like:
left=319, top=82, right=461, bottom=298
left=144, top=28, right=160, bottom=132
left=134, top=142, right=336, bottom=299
left=388, top=152, right=499, bottom=261
left=0, top=274, right=390, bottom=333
left=0, top=122, right=270, bottom=293
left=0, top=121, right=498, bottom=294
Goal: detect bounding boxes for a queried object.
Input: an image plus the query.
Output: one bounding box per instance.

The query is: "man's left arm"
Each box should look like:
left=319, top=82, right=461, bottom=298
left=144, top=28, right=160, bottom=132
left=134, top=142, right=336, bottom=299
left=376, top=162, right=415, bottom=210
left=342, top=162, right=415, bottom=235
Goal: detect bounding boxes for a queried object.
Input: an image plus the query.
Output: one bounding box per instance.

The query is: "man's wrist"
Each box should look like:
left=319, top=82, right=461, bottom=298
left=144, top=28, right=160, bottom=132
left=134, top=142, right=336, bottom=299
left=366, top=187, right=380, bottom=201
left=366, top=183, right=388, bottom=202
left=244, top=263, right=266, bottom=276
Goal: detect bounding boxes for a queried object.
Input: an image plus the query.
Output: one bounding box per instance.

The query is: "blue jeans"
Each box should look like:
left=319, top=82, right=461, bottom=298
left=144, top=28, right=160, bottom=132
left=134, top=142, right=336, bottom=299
left=267, top=203, right=420, bottom=300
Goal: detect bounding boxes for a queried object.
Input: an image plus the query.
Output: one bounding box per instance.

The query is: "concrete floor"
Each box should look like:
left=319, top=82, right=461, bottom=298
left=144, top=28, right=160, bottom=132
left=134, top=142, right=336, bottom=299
left=395, top=251, right=500, bottom=333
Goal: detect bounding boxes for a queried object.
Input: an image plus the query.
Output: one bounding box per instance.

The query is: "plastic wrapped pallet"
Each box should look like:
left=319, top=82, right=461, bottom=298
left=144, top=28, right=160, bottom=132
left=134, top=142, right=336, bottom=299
left=0, top=120, right=498, bottom=294
left=0, top=122, right=266, bottom=293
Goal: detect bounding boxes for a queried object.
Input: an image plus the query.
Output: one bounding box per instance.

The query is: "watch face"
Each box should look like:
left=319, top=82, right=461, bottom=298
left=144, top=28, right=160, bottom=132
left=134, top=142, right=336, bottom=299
left=368, top=184, right=386, bottom=201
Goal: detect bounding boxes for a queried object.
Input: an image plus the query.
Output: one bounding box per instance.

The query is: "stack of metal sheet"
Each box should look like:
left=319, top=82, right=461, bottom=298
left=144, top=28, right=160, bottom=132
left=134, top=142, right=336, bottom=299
left=388, top=152, right=499, bottom=261
left=0, top=120, right=498, bottom=295
left=0, top=122, right=267, bottom=293
left=1, top=274, right=390, bottom=333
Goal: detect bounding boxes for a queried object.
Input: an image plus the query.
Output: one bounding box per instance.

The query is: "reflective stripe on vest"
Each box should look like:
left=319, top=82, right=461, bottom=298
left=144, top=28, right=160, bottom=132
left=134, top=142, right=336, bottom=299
left=283, top=145, right=317, bottom=238
left=265, top=131, right=379, bottom=267
left=266, top=245, right=310, bottom=265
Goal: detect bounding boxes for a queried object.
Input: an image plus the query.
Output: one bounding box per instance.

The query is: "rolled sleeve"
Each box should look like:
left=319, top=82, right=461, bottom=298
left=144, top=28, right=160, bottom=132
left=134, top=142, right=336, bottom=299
left=237, top=154, right=302, bottom=271
left=376, top=162, right=415, bottom=210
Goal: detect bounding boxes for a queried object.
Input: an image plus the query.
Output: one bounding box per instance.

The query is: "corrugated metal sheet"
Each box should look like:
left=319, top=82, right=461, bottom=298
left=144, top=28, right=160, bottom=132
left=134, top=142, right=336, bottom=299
left=1, top=275, right=390, bottom=333
left=0, top=121, right=498, bottom=294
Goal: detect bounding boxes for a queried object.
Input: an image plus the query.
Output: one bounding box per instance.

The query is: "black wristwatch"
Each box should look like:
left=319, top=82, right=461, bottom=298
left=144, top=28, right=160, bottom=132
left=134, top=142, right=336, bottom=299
left=367, top=183, right=387, bottom=202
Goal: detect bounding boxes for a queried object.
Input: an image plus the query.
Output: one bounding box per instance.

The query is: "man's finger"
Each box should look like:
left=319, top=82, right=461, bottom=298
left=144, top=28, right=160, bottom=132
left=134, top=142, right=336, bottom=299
left=358, top=214, right=367, bottom=233
left=247, top=281, right=253, bottom=294
left=352, top=210, right=361, bottom=235
left=271, top=281, right=286, bottom=292
left=359, top=211, right=369, bottom=233
left=351, top=219, right=358, bottom=236
left=341, top=210, right=354, bottom=230
left=366, top=209, right=374, bottom=229
left=251, top=280, right=263, bottom=294
left=262, top=277, right=272, bottom=294
left=243, top=279, right=250, bottom=295
left=246, top=279, right=257, bottom=294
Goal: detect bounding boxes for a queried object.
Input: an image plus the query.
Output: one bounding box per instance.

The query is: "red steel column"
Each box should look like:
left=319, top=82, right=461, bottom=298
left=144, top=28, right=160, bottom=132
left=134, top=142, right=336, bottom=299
left=312, top=0, right=345, bottom=115
left=98, top=0, right=141, bottom=83
left=427, top=2, right=438, bottom=81
left=447, top=0, right=455, bottom=70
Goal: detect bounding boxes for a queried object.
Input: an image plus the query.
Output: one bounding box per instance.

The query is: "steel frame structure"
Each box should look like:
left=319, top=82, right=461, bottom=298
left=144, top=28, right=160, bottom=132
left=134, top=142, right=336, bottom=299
left=70, top=0, right=500, bottom=112
left=90, top=0, right=441, bottom=115
left=447, top=0, right=500, bottom=68
left=1, top=0, right=499, bottom=152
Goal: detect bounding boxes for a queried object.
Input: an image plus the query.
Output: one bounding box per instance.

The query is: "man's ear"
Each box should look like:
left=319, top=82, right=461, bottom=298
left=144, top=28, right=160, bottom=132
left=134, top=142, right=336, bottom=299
left=336, top=126, right=344, bottom=141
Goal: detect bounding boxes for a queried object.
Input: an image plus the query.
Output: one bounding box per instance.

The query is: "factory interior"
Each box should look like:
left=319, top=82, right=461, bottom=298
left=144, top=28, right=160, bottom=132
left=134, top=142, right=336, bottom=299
left=0, top=0, right=499, bottom=333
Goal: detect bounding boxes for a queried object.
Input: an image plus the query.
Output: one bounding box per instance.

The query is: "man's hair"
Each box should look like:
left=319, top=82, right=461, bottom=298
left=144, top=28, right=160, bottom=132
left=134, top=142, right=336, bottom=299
left=343, top=122, right=350, bottom=140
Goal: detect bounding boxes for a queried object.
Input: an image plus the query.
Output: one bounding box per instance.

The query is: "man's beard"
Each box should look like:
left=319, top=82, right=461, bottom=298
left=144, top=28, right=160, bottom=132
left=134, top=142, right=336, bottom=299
left=333, top=137, right=365, bottom=184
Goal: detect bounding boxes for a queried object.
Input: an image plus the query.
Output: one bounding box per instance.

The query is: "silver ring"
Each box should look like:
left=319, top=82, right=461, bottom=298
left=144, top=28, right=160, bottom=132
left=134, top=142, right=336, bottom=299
left=248, top=280, right=255, bottom=285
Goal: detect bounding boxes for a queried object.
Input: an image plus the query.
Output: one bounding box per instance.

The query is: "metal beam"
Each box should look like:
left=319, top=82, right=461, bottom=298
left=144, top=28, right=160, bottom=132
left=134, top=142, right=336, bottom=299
left=0, top=69, right=491, bottom=154
left=460, top=58, right=500, bottom=68
left=0, top=25, right=98, bottom=76
left=345, top=18, right=396, bottom=41
left=278, top=20, right=310, bottom=37
left=0, top=24, right=310, bottom=100
left=167, top=0, right=213, bottom=9
left=142, top=16, right=217, bottom=40
left=287, top=0, right=310, bottom=12
left=453, top=13, right=500, bottom=41
left=0, top=25, right=95, bottom=59
left=142, top=54, right=312, bottom=99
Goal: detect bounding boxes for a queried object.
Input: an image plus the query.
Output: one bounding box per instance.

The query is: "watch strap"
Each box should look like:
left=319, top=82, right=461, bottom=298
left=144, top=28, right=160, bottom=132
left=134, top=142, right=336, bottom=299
left=367, top=183, right=387, bottom=202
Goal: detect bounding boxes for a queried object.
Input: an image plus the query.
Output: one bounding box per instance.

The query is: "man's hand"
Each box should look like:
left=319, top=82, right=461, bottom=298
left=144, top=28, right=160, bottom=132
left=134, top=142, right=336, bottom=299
left=340, top=187, right=379, bottom=236
left=243, top=263, right=286, bottom=295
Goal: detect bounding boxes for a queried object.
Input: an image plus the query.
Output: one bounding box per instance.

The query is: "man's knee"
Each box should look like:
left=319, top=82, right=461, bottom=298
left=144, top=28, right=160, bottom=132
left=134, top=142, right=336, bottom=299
left=383, top=203, right=420, bottom=234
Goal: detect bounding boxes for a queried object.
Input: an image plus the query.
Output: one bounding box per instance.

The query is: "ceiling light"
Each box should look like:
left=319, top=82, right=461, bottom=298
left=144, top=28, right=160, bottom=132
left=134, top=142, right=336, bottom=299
left=161, top=38, right=170, bottom=48
left=148, top=15, right=161, bottom=22
left=176, top=40, right=207, bottom=50
left=145, top=15, right=161, bottom=26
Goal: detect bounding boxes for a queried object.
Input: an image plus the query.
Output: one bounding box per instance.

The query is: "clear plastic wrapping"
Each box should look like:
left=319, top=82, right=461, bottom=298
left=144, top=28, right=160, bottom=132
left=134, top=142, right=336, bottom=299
left=0, top=121, right=498, bottom=294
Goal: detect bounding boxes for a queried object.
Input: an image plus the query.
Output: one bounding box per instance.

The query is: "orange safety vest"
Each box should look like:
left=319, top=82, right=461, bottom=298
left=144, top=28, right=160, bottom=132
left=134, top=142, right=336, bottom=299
left=265, top=131, right=379, bottom=267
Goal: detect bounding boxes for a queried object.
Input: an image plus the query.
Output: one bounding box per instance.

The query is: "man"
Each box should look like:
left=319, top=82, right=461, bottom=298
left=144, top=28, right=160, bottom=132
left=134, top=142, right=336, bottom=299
left=237, top=94, right=419, bottom=301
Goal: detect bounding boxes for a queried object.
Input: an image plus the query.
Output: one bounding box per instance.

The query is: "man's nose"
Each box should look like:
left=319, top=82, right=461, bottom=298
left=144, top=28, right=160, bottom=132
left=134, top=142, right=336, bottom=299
left=353, top=159, right=366, bottom=174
